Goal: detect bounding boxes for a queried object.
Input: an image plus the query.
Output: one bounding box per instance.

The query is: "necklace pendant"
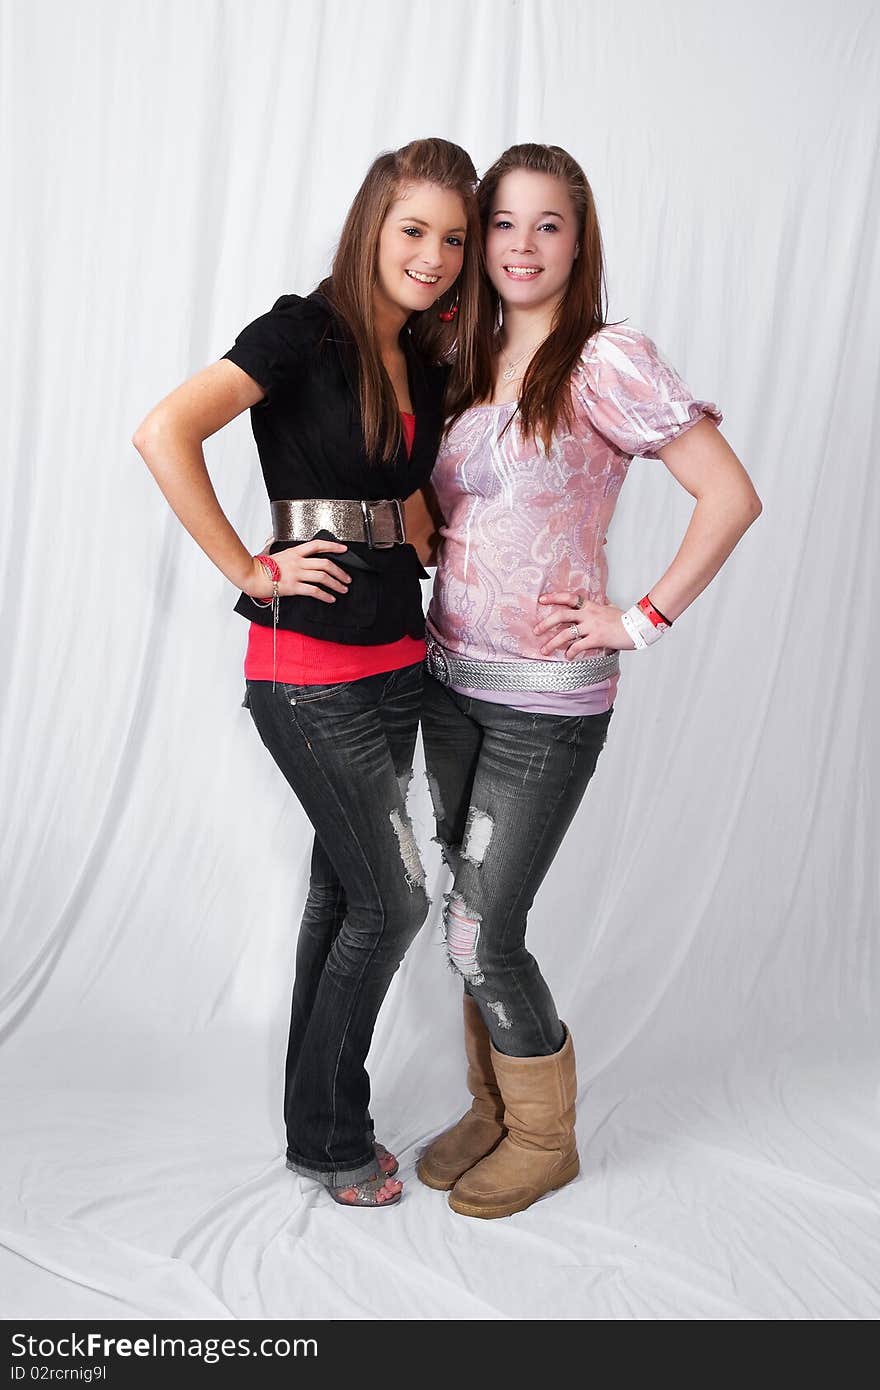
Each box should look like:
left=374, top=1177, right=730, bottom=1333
left=502, top=365, right=516, bottom=381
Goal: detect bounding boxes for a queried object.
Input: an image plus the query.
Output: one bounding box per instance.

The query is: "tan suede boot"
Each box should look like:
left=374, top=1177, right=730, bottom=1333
left=417, top=995, right=506, bottom=1190
left=448, top=1026, right=579, bottom=1219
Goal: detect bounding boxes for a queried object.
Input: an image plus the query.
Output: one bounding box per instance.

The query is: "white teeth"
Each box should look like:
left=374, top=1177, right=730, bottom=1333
left=505, top=266, right=542, bottom=278
left=406, top=270, right=439, bottom=284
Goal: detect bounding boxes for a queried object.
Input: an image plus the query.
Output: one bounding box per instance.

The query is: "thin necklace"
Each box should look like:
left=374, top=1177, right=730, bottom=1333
left=500, top=336, right=545, bottom=382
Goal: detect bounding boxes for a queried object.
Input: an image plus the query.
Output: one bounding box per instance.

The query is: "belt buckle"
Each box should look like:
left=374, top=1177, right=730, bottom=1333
left=363, top=498, right=404, bottom=548
left=426, top=638, right=450, bottom=685
left=389, top=497, right=405, bottom=545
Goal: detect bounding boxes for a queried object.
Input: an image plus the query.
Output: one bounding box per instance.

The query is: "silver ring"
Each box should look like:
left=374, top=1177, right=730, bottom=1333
left=574, top=594, right=585, bottom=609
left=569, top=623, right=580, bottom=640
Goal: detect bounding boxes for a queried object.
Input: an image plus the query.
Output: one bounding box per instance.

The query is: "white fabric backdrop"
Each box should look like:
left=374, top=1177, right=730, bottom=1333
left=2, top=0, right=879, bottom=1320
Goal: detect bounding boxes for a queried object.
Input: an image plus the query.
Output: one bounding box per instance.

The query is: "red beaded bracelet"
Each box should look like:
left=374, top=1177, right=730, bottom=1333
left=637, top=594, right=672, bottom=631
left=255, top=552, right=281, bottom=583
left=252, top=553, right=282, bottom=691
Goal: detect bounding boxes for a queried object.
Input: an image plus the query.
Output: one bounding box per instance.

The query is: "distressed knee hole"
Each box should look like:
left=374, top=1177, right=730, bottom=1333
left=389, top=808, right=426, bottom=891
left=462, top=808, right=493, bottom=866
left=486, top=999, right=513, bottom=1030
left=442, top=892, right=484, bottom=985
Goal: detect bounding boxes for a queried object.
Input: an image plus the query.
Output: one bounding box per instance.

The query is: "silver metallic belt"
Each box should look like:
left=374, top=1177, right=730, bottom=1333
left=425, top=635, right=619, bottom=692
left=270, top=497, right=406, bottom=548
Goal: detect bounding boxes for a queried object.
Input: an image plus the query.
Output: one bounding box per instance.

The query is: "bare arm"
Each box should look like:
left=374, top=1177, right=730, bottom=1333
left=132, top=361, right=351, bottom=602
left=535, top=418, right=762, bottom=653
left=636, top=418, right=762, bottom=621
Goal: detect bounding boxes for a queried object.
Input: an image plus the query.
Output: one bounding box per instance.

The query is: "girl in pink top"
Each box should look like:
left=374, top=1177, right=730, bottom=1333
left=417, top=144, right=762, bottom=1221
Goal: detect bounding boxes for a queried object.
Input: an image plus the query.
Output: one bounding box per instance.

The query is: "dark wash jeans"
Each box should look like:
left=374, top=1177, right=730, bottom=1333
left=245, top=662, right=427, bottom=1187
left=420, top=674, right=613, bottom=1058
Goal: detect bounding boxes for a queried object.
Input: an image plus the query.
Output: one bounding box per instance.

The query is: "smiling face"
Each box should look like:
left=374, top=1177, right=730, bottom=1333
left=484, top=168, right=580, bottom=313
left=374, top=181, right=467, bottom=322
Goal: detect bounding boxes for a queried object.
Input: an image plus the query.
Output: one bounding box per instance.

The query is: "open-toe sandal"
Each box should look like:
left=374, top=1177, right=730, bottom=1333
left=329, top=1174, right=402, bottom=1208
left=373, top=1141, right=399, bottom=1177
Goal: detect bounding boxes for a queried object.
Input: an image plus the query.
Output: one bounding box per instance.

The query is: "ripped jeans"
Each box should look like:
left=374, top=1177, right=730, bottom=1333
left=245, top=663, right=428, bottom=1187
left=421, top=674, right=613, bottom=1058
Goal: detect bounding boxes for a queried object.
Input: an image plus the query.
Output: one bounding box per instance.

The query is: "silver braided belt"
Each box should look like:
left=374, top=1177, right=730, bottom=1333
left=270, top=497, right=406, bottom=548
left=426, top=635, right=619, bottom=692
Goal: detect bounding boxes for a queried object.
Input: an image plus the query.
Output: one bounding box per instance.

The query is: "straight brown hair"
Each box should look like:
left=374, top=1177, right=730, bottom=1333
left=318, top=138, right=484, bottom=463
left=447, top=143, right=610, bottom=450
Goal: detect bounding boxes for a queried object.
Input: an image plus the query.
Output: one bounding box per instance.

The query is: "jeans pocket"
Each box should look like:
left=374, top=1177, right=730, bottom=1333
left=281, top=680, right=355, bottom=706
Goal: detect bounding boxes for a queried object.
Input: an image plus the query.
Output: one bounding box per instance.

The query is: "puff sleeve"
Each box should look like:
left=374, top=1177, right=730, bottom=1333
left=221, top=294, right=324, bottom=405
left=573, top=324, right=722, bottom=457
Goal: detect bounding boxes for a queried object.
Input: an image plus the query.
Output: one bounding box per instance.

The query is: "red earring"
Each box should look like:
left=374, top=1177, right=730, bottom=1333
left=438, top=294, right=459, bottom=322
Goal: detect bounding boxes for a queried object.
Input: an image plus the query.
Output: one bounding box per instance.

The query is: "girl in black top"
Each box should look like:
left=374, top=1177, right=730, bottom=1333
left=133, top=139, right=483, bottom=1208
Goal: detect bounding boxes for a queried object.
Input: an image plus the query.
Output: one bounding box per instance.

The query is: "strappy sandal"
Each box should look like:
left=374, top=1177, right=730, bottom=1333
left=373, top=1141, right=399, bottom=1177
left=329, top=1173, right=403, bottom=1208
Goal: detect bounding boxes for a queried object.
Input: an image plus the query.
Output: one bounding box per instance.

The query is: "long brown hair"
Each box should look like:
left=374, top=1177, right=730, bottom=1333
left=448, top=143, right=610, bottom=450
left=318, top=138, right=484, bottom=463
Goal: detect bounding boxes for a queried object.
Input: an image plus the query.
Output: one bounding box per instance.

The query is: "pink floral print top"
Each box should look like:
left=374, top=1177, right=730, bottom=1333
left=426, top=325, right=723, bottom=715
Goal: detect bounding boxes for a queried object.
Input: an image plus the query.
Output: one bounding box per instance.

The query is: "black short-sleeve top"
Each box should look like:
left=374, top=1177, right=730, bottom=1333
left=222, top=289, right=447, bottom=644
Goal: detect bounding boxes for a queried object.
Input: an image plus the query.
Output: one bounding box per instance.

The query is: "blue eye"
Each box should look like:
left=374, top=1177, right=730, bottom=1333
left=493, top=220, right=513, bottom=230
left=538, top=223, right=559, bottom=233
left=402, top=227, right=421, bottom=237
left=446, top=235, right=463, bottom=247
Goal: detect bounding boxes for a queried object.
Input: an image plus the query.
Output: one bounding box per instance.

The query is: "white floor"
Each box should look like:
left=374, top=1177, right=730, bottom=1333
left=3, top=1017, right=877, bottom=1321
